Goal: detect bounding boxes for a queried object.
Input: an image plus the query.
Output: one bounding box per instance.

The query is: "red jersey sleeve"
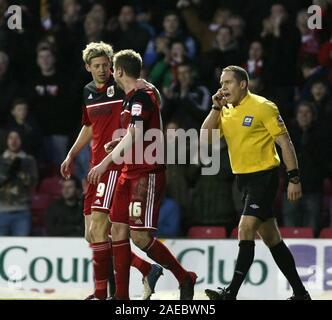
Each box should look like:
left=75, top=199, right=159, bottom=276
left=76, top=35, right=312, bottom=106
left=81, top=105, right=92, bottom=126
left=129, top=90, right=153, bottom=127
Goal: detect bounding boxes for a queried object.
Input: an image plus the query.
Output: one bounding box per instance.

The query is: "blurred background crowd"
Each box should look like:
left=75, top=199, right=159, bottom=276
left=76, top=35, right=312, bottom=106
left=0, top=0, right=332, bottom=238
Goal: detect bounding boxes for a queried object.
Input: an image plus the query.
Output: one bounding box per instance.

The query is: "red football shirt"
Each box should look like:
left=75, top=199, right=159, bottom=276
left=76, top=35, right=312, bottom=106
left=82, top=75, right=124, bottom=170
left=120, top=88, right=165, bottom=177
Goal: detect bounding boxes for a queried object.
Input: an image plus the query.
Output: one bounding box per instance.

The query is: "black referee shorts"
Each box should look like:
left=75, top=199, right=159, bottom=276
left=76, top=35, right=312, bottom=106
left=236, top=167, right=279, bottom=221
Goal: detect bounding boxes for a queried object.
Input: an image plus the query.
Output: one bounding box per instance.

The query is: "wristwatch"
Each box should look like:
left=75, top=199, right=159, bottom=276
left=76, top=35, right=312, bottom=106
left=287, top=169, right=300, bottom=184
left=212, top=105, right=221, bottom=111
left=289, top=176, right=300, bottom=184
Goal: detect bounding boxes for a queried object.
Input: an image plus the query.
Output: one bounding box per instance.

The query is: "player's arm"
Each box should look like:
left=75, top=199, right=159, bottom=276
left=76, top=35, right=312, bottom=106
left=87, top=127, right=142, bottom=185
left=106, top=127, right=140, bottom=165
left=201, top=89, right=226, bottom=143
left=60, top=125, right=92, bottom=179
left=136, top=78, right=162, bottom=106
left=147, top=82, right=162, bottom=106
left=275, top=132, right=302, bottom=201
left=104, top=138, right=122, bottom=153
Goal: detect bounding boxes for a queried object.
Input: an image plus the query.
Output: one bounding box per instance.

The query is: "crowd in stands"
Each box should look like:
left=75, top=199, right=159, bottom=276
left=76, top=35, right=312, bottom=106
left=0, top=0, right=332, bottom=238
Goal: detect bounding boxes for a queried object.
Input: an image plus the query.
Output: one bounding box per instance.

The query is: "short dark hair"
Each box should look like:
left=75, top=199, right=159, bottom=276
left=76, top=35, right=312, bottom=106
left=113, top=49, right=142, bottom=78
left=222, top=65, right=249, bottom=86
left=6, top=129, right=22, bottom=142
left=311, top=78, right=329, bottom=88
left=36, top=42, right=55, bottom=56
left=163, top=10, right=180, bottom=21
left=296, top=101, right=317, bottom=118
left=11, top=98, right=28, bottom=110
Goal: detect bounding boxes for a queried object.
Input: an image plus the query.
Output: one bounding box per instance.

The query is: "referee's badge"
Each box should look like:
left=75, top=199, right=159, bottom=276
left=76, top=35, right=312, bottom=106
left=242, top=116, right=253, bottom=126
left=107, top=85, right=114, bottom=97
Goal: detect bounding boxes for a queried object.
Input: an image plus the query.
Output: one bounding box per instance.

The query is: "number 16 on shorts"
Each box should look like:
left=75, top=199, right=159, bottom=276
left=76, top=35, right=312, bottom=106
left=129, top=202, right=142, bottom=217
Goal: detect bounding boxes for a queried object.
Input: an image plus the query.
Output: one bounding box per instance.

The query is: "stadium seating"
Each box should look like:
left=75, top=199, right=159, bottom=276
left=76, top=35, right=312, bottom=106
left=230, top=227, right=320, bottom=239
left=279, top=227, right=314, bottom=238
left=187, top=226, right=227, bottom=239
left=31, top=193, right=52, bottom=235
left=31, top=193, right=51, bottom=211
left=38, top=176, right=62, bottom=199
left=319, top=228, right=332, bottom=238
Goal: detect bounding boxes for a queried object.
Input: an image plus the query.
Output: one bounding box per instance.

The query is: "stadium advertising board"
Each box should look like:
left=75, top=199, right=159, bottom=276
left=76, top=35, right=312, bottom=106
left=0, top=238, right=331, bottom=299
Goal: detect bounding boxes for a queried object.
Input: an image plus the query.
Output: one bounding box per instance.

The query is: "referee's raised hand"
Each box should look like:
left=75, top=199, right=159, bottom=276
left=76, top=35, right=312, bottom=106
left=212, top=89, right=227, bottom=108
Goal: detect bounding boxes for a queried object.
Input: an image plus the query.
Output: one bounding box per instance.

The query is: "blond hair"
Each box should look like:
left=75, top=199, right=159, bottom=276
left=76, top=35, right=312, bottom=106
left=82, top=41, right=113, bottom=65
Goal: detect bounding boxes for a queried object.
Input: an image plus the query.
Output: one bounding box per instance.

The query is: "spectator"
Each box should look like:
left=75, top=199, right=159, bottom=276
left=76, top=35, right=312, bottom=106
left=6, top=99, right=42, bottom=158
left=108, top=5, right=151, bottom=56
left=282, top=102, right=328, bottom=237
left=308, top=79, right=332, bottom=128
left=0, top=51, right=19, bottom=126
left=83, top=12, right=107, bottom=44
left=144, top=11, right=197, bottom=68
left=149, top=39, right=191, bottom=89
left=0, top=130, right=38, bottom=236
left=200, top=26, right=241, bottom=92
left=227, top=14, right=248, bottom=61
left=177, top=0, right=233, bottom=52
left=208, top=6, right=232, bottom=31
left=260, top=3, right=301, bottom=115
left=318, top=29, right=332, bottom=82
left=46, top=176, right=84, bottom=237
left=188, top=140, right=236, bottom=236
left=299, top=54, right=327, bottom=102
left=243, top=40, right=264, bottom=78
left=28, top=44, right=73, bottom=167
left=89, top=2, right=108, bottom=24
left=162, top=62, right=210, bottom=130
left=134, top=5, right=156, bottom=38
left=296, top=9, right=320, bottom=59
left=164, top=120, right=197, bottom=224
left=54, top=0, right=85, bottom=74
left=157, top=196, right=182, bottom=238
left=0, top=4, right=39, bottom=82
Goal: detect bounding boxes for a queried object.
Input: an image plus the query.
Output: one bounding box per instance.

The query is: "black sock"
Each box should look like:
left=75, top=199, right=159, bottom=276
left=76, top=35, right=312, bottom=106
left=270, top=240, right=306, bottom=295
left=227, top=240, right=255, bottom=297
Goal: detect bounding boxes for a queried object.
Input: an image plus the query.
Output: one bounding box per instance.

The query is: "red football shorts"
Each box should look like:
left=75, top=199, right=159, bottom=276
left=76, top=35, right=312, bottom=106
left=110, top=171, right=166, bottom=230
left=83, top=170, right=120, bottom=215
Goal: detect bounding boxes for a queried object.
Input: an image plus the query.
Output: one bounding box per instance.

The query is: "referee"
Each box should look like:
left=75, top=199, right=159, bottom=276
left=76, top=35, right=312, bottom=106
left=202, top=66, right=310, bottom=300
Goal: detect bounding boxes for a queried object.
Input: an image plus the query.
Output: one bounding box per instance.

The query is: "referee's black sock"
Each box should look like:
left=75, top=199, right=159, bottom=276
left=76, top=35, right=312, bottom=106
left=227, top=240, right=255, bottom=297
left=270, top=240, right=306, bottom=295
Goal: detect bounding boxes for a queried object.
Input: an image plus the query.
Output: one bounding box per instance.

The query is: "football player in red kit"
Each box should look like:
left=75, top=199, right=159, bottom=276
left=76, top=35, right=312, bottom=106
left=61, top=42, right=163, bottom=300
left=87, top=49, right=197, bottom=300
